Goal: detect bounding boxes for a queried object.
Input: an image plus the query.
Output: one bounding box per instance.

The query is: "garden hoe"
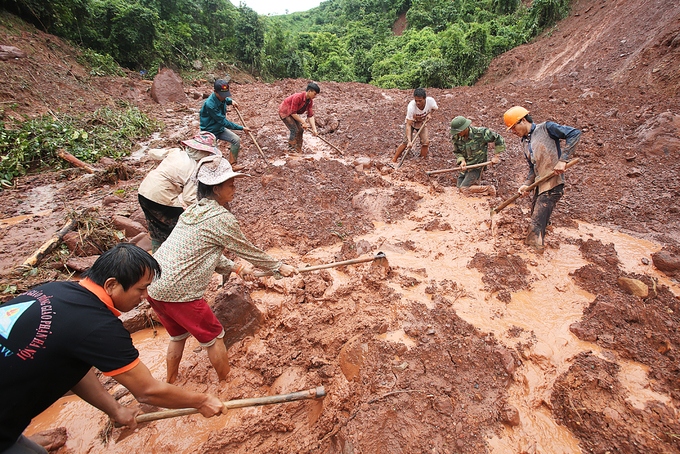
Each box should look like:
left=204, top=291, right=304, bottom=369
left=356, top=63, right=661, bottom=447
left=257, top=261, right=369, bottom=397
left=316, top=134, right=345, bottom=155
left=233, top=105, right=269, bottom=166
left=425, top=161, right=491, bottom=176
left=395, top=118, right=428, bottom=169
left=253, top=252, right=389, bottom=278
left=133, top=386, right=326, bottom=423
left=490, top=158, right=580, bottom=229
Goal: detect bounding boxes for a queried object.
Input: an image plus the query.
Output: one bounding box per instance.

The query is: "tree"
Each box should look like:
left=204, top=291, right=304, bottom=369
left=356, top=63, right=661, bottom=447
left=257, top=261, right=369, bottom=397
left=235, top=5, right=265, bottom=72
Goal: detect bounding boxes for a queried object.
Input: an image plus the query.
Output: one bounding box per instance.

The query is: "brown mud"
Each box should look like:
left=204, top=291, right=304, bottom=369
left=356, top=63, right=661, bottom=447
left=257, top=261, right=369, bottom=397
left=2, top=0, right=680, bottom=452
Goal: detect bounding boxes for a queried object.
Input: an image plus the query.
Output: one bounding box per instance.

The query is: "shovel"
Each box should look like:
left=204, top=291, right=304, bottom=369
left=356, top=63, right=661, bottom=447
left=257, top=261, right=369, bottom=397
left=490, top=158, right=580, bottom=216
left=253, top=252, right=388, bottom=278
left=425, top=161, right=491, bottom=176
left=233, top=105, right=269, bottom=166
left=134, top=386, right=326, bottom=423
left=396, top=118, right=428, bottom=169
left=316, top=134, right=344, bottom=155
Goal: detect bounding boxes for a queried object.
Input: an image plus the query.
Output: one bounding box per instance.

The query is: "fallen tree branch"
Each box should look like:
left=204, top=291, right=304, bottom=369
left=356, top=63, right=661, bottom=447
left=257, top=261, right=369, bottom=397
left=19, top=217, right=78, bottom=269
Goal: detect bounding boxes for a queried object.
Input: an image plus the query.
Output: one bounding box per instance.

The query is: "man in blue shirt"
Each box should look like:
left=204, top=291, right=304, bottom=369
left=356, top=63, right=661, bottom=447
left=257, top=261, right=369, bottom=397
left=504, top=106, right=582, bottom=252
left=200, top=79, right=250, bottom=170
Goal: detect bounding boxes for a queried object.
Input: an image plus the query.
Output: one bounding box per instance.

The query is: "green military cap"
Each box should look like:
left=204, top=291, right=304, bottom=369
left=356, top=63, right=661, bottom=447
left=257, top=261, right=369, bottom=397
left=450, top=116, right=472, bottom=135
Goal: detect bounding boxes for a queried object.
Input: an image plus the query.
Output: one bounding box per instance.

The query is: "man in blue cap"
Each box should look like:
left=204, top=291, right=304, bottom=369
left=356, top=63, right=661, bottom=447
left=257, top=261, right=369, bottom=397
left=199, top=78, right=250, bottom=170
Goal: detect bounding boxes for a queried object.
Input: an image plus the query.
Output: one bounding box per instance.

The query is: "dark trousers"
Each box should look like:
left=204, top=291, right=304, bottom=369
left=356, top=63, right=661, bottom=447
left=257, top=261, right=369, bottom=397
left=457, top=168, right=483, bottom=188
left=527, top=184, right=564, bottom=246
left=138, top=194, right=184, bottom=252
left=281, top=116, right=303, bottom=143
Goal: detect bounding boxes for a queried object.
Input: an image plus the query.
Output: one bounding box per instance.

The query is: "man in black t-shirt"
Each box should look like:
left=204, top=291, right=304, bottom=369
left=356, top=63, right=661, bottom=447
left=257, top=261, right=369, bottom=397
left=0, top=244, right=224, bottom=454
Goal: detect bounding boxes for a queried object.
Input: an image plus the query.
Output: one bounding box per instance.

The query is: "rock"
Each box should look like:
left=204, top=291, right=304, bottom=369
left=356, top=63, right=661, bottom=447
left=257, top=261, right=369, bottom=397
left=652, top=249, right=680, bottom=275
left=338, top=335, right=368, bottom=382
left=192, top=59, right=203, bottom=70
left=0, top=45, right=26, bottom=60
left=570, top=321, right=598, bottom=342
left=211, top=286, right=264, bottom=350
left=121, top=302, right=151, bottom=333
left=112, top=215, right=147, bottom=238
left=65, top=255, right=99, bottom=272
left=616, top=277, right=648, bottom=297
left=626, top=167, right=642, bottom=177
left=500, top=405, right=521, bottom=426
left=129, top=232, right=152, bottom=251
left=62, top=231, right=100, bottom=256
left=353, top=157, right=371, bottom=168
left=150, top=68, right=188, bottom=104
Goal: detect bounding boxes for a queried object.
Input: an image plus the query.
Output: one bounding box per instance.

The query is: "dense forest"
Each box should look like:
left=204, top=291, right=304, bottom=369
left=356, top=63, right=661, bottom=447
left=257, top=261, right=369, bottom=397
left=2, top=0, right=571, bottom=88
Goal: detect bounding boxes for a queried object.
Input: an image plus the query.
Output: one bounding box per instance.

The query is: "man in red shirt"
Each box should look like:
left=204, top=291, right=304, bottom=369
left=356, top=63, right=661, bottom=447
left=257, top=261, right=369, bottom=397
left=278, top=82, right=320, bottom=153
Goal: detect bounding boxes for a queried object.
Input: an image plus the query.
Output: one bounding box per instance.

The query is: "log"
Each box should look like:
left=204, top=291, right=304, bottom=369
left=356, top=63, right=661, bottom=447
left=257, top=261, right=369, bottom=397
left=20, top=218, right=78, bottom=268
left=57, top=149, right=96, bottom=173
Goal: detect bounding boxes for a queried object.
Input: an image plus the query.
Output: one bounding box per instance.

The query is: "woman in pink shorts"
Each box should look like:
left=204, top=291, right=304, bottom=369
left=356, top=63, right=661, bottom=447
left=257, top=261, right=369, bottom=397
left=147, top=156, right=297, bottom=383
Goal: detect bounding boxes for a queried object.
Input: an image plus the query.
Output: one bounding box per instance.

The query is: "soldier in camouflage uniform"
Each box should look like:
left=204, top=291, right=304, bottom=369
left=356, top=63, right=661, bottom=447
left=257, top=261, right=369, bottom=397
left=450, top=116, right=505, bottom=196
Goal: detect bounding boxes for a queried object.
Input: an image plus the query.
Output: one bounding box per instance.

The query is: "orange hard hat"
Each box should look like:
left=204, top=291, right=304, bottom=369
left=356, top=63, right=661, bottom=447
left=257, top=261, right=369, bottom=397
left=503, top=106, right=530, bottom=130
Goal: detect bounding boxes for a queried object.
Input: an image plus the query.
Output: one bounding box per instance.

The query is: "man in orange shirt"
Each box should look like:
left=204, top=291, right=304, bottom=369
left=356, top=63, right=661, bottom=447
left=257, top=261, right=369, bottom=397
left=279, top=82, right=320, bottom=153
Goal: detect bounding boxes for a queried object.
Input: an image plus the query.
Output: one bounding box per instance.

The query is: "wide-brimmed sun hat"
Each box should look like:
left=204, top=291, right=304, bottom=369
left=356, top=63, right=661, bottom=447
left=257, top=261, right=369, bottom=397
left=181, top=131, right=221, bottom=155
left=196, top=155, right=249, bottom=185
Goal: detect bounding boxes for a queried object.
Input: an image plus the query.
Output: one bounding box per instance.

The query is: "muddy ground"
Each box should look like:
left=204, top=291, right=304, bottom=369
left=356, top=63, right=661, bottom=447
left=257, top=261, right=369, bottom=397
left=1, top=0, right=680, bottom=452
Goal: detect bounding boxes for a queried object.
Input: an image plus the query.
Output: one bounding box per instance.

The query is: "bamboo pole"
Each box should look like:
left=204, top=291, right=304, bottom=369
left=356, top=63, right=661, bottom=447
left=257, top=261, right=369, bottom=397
left=425, top=161, right=491, bottom=176
left=233, top=105, right=269, bottom=165
left=491, top=158, right=580, bottom=215
left=134, top=386, right=326, bottom=423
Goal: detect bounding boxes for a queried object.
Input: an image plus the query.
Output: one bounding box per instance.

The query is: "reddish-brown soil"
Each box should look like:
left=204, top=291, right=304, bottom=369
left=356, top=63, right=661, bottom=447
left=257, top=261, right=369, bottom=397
left=2, top=0, right=680, bottom=452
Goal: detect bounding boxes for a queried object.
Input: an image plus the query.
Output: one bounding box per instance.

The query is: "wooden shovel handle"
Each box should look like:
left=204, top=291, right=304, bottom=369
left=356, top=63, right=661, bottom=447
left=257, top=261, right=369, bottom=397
left=491, top=158, right=580, bottom=215
left=253, top=254, right=386, bottom=277
left=135, top=386, right=326, bottom=424
left=233, top=105, right=269, bottom=165
left=425, top=161, right=491, bottom=176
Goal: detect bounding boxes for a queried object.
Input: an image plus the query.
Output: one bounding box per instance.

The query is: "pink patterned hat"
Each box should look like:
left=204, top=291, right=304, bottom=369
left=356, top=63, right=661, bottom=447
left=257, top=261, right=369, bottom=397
left=181, top=131, right=221, bottom=155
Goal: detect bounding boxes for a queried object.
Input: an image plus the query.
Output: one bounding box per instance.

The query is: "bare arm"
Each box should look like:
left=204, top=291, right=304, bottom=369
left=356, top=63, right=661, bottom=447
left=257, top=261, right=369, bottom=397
left=71, top=368, right=141, bottom=429
left=114, top=362, right=223, bottom=417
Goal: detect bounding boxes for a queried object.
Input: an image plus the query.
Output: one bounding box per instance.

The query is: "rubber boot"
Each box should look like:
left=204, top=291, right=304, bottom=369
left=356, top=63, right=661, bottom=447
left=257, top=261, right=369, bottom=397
left=525, top=230, right=545, bottom=253
left=420, top=144, right=429, bottom=158
left=228, top=151, right=245, bottom=172
left=392, top=143, right=407, bottom=163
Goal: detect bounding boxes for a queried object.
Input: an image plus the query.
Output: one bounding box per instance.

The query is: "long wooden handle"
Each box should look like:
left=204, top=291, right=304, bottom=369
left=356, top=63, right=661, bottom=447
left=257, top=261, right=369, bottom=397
left=397, top=118, right=429, bottom=168
left=233, top=105, right=269, bottom=165
left=491, top=158, right=580, bottom=215
left=135, top=386, right=326, bottom=424
left=253, top=254, right=386, bottom=277
left=425, top=161, right=491, bottom=176
left=317, top=135, right=344, bottom=155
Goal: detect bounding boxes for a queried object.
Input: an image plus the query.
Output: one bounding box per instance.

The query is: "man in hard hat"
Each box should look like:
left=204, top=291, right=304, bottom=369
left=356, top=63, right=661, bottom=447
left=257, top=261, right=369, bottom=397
left=392, top=88, right=438, bottom=163
left=503, top=106, right=582, bottom=252
left=450, top=115, right=505, bottom=197
left=200, top=78, right=250, bottom=171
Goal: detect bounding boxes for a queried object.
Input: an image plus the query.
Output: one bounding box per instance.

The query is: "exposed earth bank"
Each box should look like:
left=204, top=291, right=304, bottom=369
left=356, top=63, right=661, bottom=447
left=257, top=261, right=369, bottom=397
left=1, top=0, right=680, bottom=452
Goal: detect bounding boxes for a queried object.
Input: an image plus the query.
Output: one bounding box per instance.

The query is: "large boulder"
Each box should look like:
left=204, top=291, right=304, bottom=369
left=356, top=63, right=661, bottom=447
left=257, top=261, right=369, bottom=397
left=150, top=68, right=187, bottom=104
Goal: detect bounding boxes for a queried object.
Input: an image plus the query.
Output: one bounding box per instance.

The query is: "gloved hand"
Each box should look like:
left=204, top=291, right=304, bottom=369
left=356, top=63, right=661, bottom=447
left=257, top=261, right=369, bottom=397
left=518, top=185, right=530, bottom=195
left=491, top=155, right=500, bottom=165
left=278, top=264, right=298, bottom=277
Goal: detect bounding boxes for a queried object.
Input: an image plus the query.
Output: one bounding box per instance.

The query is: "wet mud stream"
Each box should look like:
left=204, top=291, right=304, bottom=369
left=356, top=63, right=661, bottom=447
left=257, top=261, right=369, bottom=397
left=23, top=152, right=680, bottom=453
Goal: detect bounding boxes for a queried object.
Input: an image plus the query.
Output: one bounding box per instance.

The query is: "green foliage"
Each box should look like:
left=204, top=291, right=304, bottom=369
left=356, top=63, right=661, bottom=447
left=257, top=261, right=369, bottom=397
left=235, top=5, right=265, bottom=71
left=0, top=105, right=160, bottom=185
left=77, top=49, right=125, bottom=76
left=2, top=0, right=573, bottom=87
